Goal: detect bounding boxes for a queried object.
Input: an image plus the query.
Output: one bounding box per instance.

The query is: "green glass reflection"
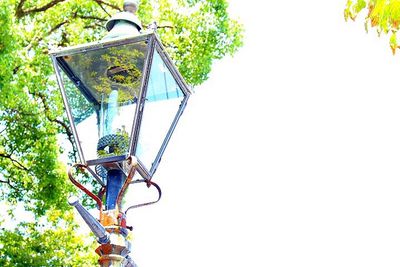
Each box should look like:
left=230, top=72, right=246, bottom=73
left=60, top=41, right=147, bottom=161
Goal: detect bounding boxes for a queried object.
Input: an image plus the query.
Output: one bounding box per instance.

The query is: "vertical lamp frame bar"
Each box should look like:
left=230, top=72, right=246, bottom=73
left=128, top=34, right=156, bottom=158
left=51, top=56, right=87, bottom=164
left=149, top=40, right=191, bottom=175
left=133, top=34, right=192, bottom=177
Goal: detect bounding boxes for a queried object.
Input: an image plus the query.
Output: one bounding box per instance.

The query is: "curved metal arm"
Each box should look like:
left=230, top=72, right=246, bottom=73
left=124, top=180, right=162, bottom=214
left=68, top=196, right=109, bottom=244
left=68, top=163, right=104, bottom=215
left=116, top=156, right=138, bottom=209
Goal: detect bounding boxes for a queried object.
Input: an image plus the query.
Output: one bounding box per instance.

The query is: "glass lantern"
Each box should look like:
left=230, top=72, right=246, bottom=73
left=50, top=33, right=191, bottom=180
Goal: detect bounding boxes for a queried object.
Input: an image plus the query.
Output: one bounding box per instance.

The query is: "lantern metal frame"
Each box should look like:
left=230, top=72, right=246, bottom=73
left=50, top=32, right=192, bottom=181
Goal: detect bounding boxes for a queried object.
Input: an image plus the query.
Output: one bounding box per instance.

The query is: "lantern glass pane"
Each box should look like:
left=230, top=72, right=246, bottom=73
left=136, top=49, right=185, bottom=171
left=58, top=40, right=147, bottom=162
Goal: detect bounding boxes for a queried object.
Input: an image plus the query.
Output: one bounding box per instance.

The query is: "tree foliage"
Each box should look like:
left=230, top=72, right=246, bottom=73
left=0, top=0, right=243, bottom=265
left=0, top=210, right=97, bottom=266
left=344, top=0, right=400, bottom=54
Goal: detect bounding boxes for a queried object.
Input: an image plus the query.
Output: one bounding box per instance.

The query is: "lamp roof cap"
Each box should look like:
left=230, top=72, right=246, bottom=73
left=105, top=11, right=142, bottom=32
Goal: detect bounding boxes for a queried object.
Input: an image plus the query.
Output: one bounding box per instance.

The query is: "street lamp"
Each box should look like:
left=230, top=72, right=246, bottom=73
left=49, top=1, right=191, bottom=266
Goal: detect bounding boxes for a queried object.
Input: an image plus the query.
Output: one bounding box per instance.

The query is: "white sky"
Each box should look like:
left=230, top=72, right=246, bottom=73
left=125, top=1, right=400, bottom=267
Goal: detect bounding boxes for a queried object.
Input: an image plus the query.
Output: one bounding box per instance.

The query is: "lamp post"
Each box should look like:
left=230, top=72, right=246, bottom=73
left=49, top=1, right=191, bottom=265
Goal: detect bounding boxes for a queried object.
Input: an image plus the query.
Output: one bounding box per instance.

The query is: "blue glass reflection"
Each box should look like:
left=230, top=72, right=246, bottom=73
left=136, top=49, right=185, bottom=171
left=146, top=52, right=183, bottom=102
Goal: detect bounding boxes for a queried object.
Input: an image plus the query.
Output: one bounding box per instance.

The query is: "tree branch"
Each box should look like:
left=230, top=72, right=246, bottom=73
left=0, top=153, right=29, bottom=171
left=26, top=12, right=107, bottom=51
left=16, top=0, right=67, bottom=18
left=84, top=22, right=106, bottom=30
left=52, top=119, right=77, bottom=162
left=32, top=91, right=78, bottom=162
left=0, top=127, right=6, bottom=135
left=77, top=15, right=107, bottom=22
left=157, top=25, right=175, bottom=29
left=0, top=178, right=19, bottom=192
left=26, top=20, right=69, bottom=51
left=94, top=2, right=111, bottom=17
left=93, top=0, right=122, bottom=14
left=15, top=0, right=27, bottom=18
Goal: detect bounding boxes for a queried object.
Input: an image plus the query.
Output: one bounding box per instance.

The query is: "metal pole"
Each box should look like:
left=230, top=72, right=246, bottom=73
left=68, top=164, right=137, bottom=267
left=96, top=167, right=135, bottom=267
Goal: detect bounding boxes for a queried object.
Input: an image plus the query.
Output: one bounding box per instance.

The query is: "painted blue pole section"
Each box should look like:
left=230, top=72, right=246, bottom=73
left=106, top=169, right=126, bottom=210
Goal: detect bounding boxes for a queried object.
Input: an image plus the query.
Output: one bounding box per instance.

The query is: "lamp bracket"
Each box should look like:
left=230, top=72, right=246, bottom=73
left=115, top=156, right=138, bottom=209
left=124, top=179, right=162, bottom=214
left=68, top=163, right=104, bottom=217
